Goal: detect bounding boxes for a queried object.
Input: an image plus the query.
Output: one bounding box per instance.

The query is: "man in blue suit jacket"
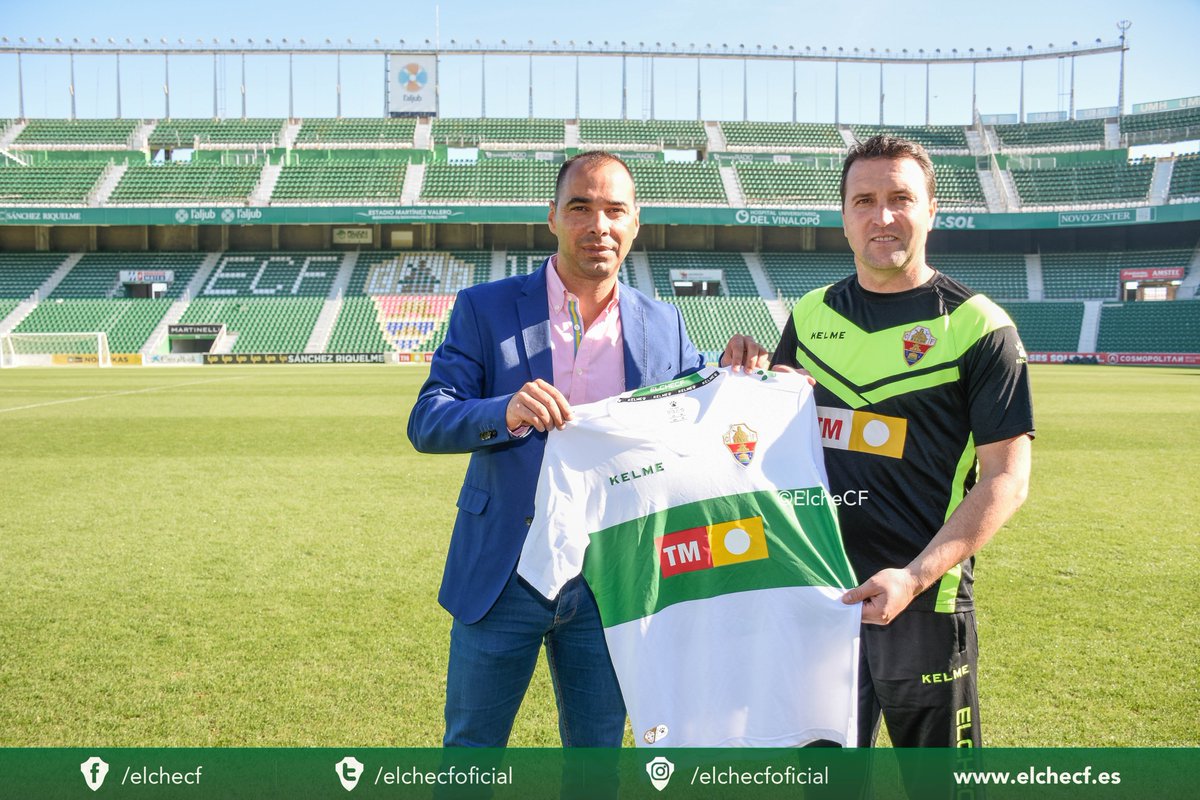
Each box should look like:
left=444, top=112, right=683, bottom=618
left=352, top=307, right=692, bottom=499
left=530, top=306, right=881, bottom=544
left=408, top=151, right=766, bottom=748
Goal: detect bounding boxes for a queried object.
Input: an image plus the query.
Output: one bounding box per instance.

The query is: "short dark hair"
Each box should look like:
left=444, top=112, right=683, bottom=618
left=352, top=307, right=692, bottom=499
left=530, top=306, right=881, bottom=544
left=839, top=135, right=936, bottom=205
left=553, top=150, right=636, bottom=205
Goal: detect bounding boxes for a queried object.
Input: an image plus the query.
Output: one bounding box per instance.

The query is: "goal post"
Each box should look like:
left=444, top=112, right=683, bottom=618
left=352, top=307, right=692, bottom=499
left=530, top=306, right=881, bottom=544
left=0, top=332, right=112, bottom=368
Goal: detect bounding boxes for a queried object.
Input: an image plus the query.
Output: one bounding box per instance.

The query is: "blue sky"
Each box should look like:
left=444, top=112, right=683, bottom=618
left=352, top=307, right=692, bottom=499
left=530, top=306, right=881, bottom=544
left=0, top=0, right=1196, bottom=124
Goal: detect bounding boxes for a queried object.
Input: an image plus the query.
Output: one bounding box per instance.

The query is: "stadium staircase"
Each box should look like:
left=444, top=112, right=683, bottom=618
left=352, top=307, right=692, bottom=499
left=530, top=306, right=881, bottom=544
left=131, top=120, right=155, bottom=149
left=563, top=121, right=581, bottom=147
left=305, top=251, right=359, bottom=352
left=1104, top=121, right=1121, bottom=150
left=252, top=162, right=283, bottom=205
left=999, top=169, right=1021, bottom=209
left=141, top=251, right=224, bottom=354
left=413, top=119, right=432, bottom=149
left=0, top=120, right=26, bottom=149
left=280, top=120, right=302, bottom=150
left=89, top=163, right=127, bottom=206
left=837, top=126, right=857, bottom=148
left=400, top=163, right=425, bottom=205
left=1178, top=242, right=1200, bottom=300
left=964, top=128, right=985, bottom=156
left=977, top=168, right=1005, bottom=213
left=740, top=252, right=777, bottom=299
left=704, top=121, right=726, bottom=151
left=764, top=297, right=791, bottom=332
left=489, top=251, right=508, bottom=282
left=1149, top=160, right=1174, bottom=206
left=1025, top=253, right=1045, bottom=301
left=0, top=253, right=79, bottom=334
left=627, top=252, right=655, bottom=296
left=718, top=166, right=746, bottom=207
left=1078, top=301, right=1103, bottom=351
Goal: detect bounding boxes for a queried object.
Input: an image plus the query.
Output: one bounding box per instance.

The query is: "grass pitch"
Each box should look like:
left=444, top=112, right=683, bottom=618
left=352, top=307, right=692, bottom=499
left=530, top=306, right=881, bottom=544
left=0, top=365, right=1196, bottom=747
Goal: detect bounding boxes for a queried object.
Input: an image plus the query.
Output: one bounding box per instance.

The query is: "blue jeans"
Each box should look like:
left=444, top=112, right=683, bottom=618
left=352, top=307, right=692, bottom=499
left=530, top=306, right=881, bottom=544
left=444, top=570, right=626, bottom=747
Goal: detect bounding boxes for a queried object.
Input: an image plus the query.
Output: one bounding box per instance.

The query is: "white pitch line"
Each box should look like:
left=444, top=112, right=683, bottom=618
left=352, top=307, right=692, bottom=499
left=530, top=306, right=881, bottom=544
left=0, top=376, right=245, bottom=415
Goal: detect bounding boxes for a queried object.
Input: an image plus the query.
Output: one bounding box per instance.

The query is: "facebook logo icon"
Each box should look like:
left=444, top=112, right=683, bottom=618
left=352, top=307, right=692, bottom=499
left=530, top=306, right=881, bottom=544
left=80, top=757, right=109, bottom=791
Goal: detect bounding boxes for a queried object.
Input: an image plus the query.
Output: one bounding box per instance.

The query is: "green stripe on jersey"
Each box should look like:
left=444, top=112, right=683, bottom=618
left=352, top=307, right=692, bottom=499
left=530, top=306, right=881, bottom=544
left=581, top=488, right=857, bottom=628
left=790, top=290, right=1014, bottom=410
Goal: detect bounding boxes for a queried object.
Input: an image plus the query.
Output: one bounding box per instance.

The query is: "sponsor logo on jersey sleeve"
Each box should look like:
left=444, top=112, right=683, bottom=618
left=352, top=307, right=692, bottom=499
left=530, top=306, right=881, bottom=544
left=657, top=516, right=768, bottom=577
left=723, top=423, right=758, bottom=466
left=817, top=406, right=907, bottom=459
left=902, top=325, right=937, bottom=366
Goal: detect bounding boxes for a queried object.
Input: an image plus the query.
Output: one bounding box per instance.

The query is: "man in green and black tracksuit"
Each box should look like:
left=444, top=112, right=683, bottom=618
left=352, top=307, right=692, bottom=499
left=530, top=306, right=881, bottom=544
left=771, top=135, right=1034, bottom=749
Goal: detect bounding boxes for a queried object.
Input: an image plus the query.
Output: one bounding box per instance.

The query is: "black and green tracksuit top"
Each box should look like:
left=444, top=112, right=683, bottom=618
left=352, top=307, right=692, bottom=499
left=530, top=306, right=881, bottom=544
left=771, top=271, right=1035, bottom=613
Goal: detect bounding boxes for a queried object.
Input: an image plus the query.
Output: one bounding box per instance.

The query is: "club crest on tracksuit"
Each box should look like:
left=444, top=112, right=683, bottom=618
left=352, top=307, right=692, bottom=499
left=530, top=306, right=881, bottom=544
left=902, top=325, right=937, bottom=366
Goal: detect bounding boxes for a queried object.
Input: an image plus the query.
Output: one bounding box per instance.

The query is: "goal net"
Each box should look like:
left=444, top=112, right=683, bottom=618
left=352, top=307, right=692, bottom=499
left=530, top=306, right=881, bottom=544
left=0, top=331, right=112, bottom=368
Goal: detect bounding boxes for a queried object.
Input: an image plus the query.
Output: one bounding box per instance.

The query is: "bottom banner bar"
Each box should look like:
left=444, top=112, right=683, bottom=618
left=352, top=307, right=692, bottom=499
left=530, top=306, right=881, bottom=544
left=0, top=747, right=1196, bottom=799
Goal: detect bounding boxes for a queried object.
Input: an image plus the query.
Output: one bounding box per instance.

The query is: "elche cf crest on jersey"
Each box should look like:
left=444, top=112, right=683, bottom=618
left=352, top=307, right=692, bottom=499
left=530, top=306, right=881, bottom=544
left=518, top=367, right=861, bottom=747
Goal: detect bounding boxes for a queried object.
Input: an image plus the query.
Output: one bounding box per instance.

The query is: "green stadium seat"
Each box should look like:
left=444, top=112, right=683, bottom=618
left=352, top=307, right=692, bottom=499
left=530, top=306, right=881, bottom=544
left=430, top=119, right=565, bottom=146
left=1011, top=160, right=1154, bottom=206
left=148, top=119, right=284, bottom=149
left=13, top=297, right=171, bottom=352
left=997, top=301, right=1084, bottom=351
left=994, top=120, right=1105, bottom=149
left=0, top=162, right=107, bottom=203
left=295, top=118, right=417, bottom=146
left=1040, top=249, right=1193, bottom=300
left=720, top=122, right=843, bottom=150
left=1097, top=300, right=1200, bottom=353
left=271, top=160, right=407, bottom=203
left=578, top=120, right=706, bottom=148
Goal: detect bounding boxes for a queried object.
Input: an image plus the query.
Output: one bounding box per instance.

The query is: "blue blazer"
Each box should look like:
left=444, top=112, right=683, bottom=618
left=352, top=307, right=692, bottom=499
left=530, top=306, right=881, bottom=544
left=407, top=261, right=703, bottom=624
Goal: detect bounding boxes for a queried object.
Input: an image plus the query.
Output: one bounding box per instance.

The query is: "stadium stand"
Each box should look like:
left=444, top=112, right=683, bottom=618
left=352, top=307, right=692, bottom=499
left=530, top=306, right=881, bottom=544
left=431, top=118, right=565, bottom=145
left=850, top=125, right=968, bottom=151
left=0, top=162, right=107, bottom=203
left=734, top=162, right=841, bottom=206
left=13, top=297, right=171, bottom=352
left=376, top=294, right=456, bottom=351
left=626, top=160, right=726, bottom=204
left=203, top=252, right=341, bottom=298
left=1097, top=301, right=1200, bottom=353
left=719, top=122, right=844, bottom=150
left=759, top=252, right=856, bottom=299
left=1120, top=106, right=1200, bottom=144
left=665, top=296, right=780, bottom=354
left=1010, top=160, right=1154, bottom=206
left=932, top=164, right=987, bottom=210
left=928, top=253, right=1028, bottom=300
left=14, top=118, right=139, bottom=147
left=999, top=301, right=1085, bottom=351
left=326, top=295, right=392, bottom=353
left=109, top=162, right=264, bottom=204
left=0, top=253, right=68, bottom=299
left=270, top=160, right=407, bottom=203
left=994, top=120, right=1105, bottom=149
left=578, top=119, right=706, bottom=148
left=1040, top=249, right=1194, bottom=300
left=177, top=296, right=323, bottom=352
left=1168, top=154, right=1200, bottom=200
left=148, top=119, right=284, bottom=148
left=294, top=118, right=417, bottom=146
left=645, top=252, right=757, bottom=297
left=49, top=253, right=209, bottom=299
left=351, top=251, right=492, bottom=295
left=420, top=160, right=559, bottom=202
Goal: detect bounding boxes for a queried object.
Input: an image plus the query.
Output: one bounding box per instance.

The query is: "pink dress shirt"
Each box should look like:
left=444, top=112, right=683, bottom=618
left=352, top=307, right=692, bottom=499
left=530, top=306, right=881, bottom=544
left=544, top=255, right=626, bottom=404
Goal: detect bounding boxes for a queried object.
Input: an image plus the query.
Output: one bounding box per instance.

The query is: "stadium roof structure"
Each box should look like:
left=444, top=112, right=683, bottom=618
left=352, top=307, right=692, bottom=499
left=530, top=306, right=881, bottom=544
left=0, top=28, right=1132, bottom=125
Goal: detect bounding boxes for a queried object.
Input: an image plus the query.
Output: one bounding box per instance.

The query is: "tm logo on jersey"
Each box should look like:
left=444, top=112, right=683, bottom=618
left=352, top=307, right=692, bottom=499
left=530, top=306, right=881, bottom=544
left=723, top=424, right=758, bottom=466
left=657, top=516, right=768, bottom=577
left=902, top=325, right=937, bottom=366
